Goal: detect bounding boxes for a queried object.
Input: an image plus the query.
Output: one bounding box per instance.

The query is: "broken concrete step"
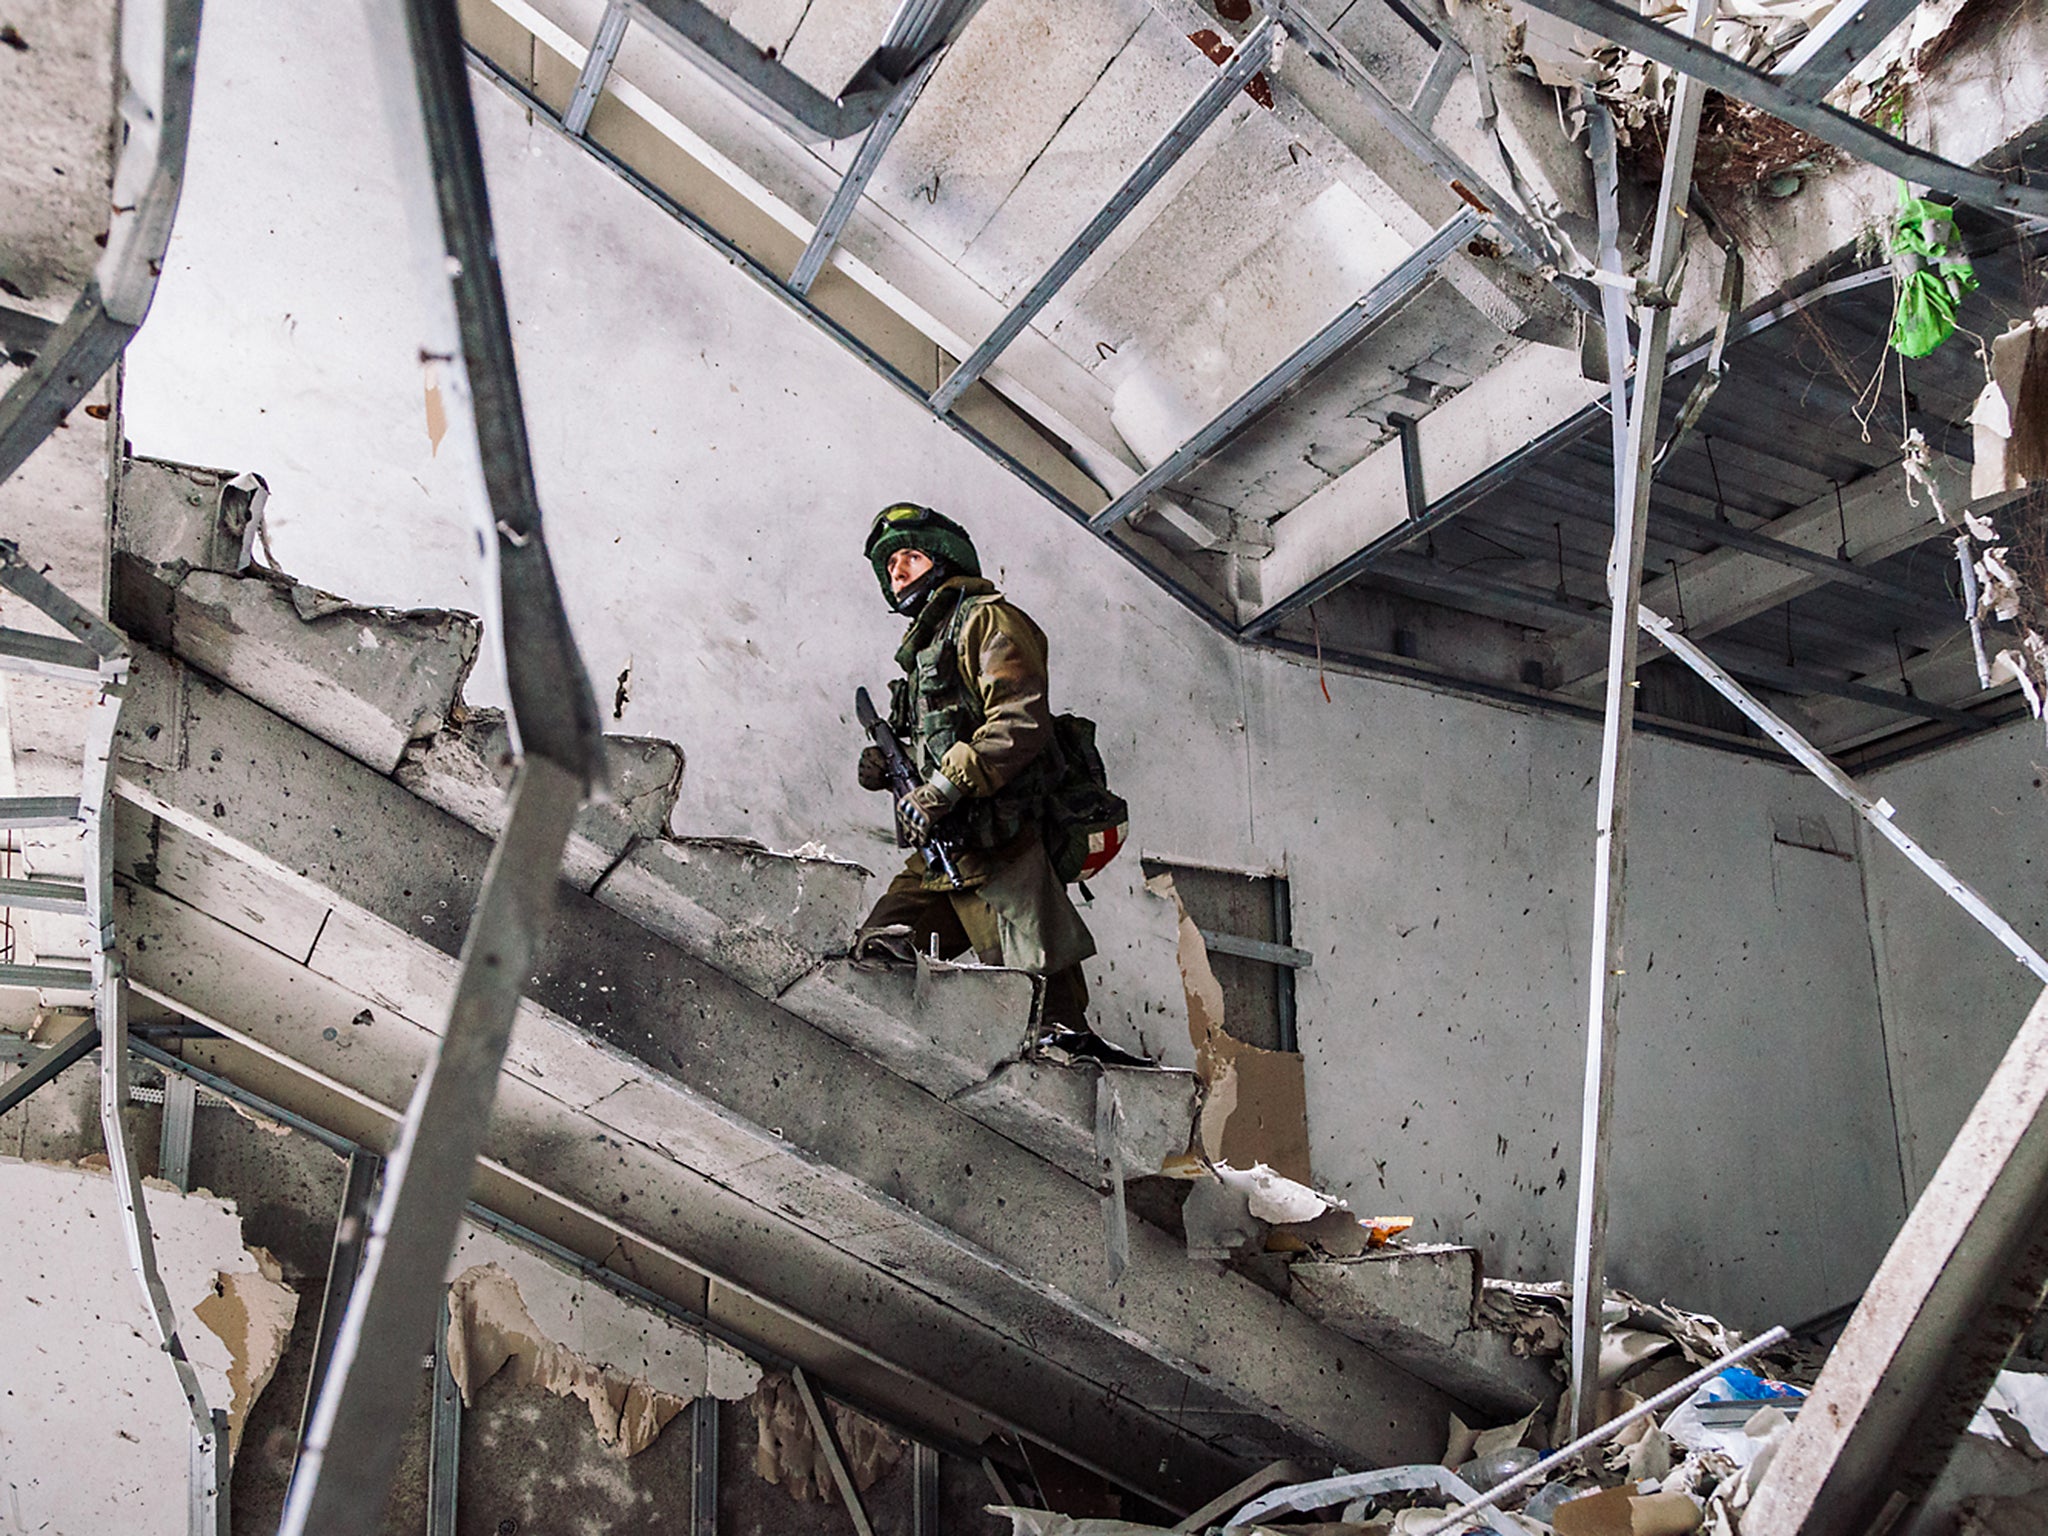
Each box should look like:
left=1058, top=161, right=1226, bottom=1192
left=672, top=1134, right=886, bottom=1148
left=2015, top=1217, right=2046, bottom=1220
left=778, top=954, right=1038, bottom=1101
left=954, top=1057, right=1198, bottom=1183
left=593, top=835, right=869, bottom=997
left=398, top=711, right=683, bottom=892
left=1288, top=1245, right=1559, bottom=1418
left=163, top=569, right=478, bottom=777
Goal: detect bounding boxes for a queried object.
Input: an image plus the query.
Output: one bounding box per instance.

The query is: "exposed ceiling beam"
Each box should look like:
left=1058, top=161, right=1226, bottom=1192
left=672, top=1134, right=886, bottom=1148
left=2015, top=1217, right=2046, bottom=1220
left=1551, top=454, right=1973, bottom=690
left=1795, top=628, right=2022, bottom=756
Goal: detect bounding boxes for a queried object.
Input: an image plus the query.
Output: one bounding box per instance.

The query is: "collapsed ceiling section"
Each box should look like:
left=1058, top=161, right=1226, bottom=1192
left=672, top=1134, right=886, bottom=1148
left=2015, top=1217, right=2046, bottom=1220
left=464, top=0, right=2048, bottom=763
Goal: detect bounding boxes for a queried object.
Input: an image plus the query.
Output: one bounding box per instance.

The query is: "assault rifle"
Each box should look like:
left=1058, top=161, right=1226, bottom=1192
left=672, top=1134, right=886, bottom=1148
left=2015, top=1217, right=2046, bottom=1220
left=855, top=686, right=964, bottom=887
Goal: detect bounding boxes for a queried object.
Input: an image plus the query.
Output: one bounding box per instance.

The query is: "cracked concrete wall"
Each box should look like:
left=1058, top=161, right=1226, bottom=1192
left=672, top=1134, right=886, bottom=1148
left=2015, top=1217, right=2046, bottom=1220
left=123, top=0, right=1920, bottom=1330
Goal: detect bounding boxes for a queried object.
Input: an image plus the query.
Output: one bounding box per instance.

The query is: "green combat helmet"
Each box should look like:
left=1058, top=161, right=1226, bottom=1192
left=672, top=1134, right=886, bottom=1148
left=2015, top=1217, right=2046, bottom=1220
left=865, top=502, right=981, bottom=613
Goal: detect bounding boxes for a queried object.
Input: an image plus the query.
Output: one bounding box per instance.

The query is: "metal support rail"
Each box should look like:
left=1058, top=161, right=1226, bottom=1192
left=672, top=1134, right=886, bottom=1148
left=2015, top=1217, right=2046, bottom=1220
left=86, top=657, right=230, bottom=1536
left=927, top=17, right=1276, bottom=415
left=1568, top=0, right=1711, bottom=1435
left=562, top=0, right=630, bottom=136
left=627, top=0, right=987, bottom=143
left=1772, top=0, right=1922, bottom=97
left=794, top=1366, right=878, bottom=1536
left=1643, top=606, right=2048, bottom=984
left=279, top=0, right=602, bottom=1528
left=691, top=1397, right=720, bottom=1535
left=0, top=1015, right=101, bottom=1119
left=0, top=0, right=203, bottom=485
left=428, top=1289, right=463, bottom=1536
left=1512, top=0, right=2048, bottom=219
left=791, top=53, right=939, bottom=296
left=0, top=0, right=222, bottom=1478
left=1088, top=207, right=1484, bottom=532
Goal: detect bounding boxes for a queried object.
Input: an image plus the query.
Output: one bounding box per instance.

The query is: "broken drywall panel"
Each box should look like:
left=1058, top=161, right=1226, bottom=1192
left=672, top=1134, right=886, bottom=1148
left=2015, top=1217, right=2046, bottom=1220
left=749, top=1369, right=903, bottom=1505
left=114, top=456, right=271, bottom=580
left=594, top=835, right=871, bottom=996
left=445, top=1223, right=761, bottom=1456
left=1149, top=871, right=1312, bottom=1182
left=398, top=709, right=686, bottom=890
left=0, top=1157, right=297, bottom=1534
left=1970, top=314, right=2046, bottom=501
left=194, top=1246, right=299, bottom=1456
left=777, top=952, right=1038, bottom=1099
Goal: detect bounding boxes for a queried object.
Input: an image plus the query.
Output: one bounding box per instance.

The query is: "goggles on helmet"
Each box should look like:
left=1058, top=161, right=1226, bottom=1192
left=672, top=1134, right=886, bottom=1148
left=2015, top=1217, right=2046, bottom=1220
left=864, top=502, right=942, bottom=560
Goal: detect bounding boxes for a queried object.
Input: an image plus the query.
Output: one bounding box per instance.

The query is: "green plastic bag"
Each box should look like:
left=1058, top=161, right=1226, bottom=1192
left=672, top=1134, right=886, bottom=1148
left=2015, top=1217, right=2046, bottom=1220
left=1889, top=187, right=1977, bottom=359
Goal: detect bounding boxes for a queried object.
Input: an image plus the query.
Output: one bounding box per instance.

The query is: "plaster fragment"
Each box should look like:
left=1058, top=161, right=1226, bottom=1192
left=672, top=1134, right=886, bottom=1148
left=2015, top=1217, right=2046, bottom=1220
left=443, top=1230, right=760, bottom=1456
left=192, top=1246, right=299, bottom=1456
left=749, top=1371, right=903, bottom=1505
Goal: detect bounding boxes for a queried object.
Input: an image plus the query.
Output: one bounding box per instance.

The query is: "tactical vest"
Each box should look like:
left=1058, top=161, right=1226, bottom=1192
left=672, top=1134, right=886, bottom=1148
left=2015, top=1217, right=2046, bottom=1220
left=888, top=586, right=1059, bottom=852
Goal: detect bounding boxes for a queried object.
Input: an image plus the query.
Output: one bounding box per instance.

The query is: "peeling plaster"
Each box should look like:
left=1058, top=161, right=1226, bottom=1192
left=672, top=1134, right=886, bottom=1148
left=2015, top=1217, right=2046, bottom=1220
left=0, top=1158, right=297, bottom=1535
left=445, top=1224, right=762, bottom=1457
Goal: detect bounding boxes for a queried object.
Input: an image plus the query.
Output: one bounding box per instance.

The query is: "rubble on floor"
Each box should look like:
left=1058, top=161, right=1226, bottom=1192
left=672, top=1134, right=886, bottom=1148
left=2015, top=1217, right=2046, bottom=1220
left=980, top=1286, right=2048, bottom=1535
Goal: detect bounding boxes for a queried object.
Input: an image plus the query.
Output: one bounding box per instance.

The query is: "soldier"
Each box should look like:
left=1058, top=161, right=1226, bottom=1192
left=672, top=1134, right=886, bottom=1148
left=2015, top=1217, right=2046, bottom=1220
left=854, top=503, right=1095, bottom=1030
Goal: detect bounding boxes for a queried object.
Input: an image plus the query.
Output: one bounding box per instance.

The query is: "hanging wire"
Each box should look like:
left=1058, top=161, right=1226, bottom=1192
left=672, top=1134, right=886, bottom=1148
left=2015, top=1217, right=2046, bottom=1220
left=1703, top=436, right=1729, bottom=521
left=1893, top=627, right=1917, bottom=696
left=1834, top=480, right=1850, bottom=559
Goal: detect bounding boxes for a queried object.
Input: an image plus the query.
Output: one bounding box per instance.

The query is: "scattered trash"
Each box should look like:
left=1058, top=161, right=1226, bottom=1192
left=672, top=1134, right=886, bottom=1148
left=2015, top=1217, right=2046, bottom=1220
left=1178, top=1159, right=1413, bottom=1261
left=1662, top=1368, right=1805, bottom=1468
left=1551, top=1485, right=1702, bottom=1536
left=1458, top=1446, right=1543, bottom=1492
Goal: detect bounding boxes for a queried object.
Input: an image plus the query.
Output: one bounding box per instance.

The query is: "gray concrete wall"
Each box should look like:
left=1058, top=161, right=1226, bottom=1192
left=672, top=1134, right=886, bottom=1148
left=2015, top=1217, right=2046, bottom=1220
left=1864, top=723, right=2048, bottom=1203
left=125, top=0, right=1918, bottom=1329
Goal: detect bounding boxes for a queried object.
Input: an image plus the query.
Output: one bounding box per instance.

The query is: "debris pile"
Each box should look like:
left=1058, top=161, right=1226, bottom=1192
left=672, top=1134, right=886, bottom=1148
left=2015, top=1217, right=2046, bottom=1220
left=1501, top=0, right=1974, bottom=198
left=985, top=1287, right=1822, bottom=1533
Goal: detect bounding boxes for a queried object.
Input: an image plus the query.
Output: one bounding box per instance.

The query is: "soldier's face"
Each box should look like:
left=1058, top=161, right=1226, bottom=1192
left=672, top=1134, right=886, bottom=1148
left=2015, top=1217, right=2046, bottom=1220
left=887, top=549, right=934, bottom=594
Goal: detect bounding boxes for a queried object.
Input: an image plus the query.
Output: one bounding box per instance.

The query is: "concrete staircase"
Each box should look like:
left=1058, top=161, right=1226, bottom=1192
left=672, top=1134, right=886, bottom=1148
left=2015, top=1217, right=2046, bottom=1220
left=103, top=454, right=1551, bottom=1507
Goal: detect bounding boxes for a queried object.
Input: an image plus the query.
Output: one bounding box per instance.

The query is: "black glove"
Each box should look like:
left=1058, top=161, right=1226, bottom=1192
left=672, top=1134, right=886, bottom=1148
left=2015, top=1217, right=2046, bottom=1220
left=857, top=745, right=891, bottom=792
